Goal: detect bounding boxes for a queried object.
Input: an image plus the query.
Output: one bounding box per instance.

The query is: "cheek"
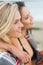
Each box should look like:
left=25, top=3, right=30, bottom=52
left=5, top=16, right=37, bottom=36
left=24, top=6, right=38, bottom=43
left=13, top=26, right=18, bottom=33
left=25, top=18, right=33, bottom=25
left=13, top=28, right=17, bottom=33
left=23, top=19, right=29, bottom=25
left=23, top=18, right=30, bottom=24
left=22, top=19, right=27, bottom=24
left=26, top=23, right=33, bottom=29
left=26, top=18, right=31, bottom=24
left=10, top=26, right=16, bottom=33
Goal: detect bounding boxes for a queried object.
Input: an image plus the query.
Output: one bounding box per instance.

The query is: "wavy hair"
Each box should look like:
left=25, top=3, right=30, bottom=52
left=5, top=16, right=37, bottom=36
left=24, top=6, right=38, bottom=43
left=0, top=3, right=18, bottom=43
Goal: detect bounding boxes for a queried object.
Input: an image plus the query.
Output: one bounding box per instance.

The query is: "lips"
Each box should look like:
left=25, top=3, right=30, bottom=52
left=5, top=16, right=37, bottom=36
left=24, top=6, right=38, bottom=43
left=19, top=31, right=22, bottom=33
left=18, top=30, right=22, bottom=33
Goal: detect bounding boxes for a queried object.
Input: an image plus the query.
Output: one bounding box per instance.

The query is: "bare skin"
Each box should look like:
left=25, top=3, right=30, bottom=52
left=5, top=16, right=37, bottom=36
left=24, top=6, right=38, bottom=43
left=9, top=37, right=32, bottom=65
left=0, top=4, right=33, bottom=65
left=0, top=10, right=30, bottom=64
left=19, top=6, right=33, bottom=58
left=12, top=5, right=34, bottom=65
left=19, top=36, right=33, bottom=58
left=0, top=39, right=31, bottom=64
left=11, top=36, right=33, bottom=58
left=19, top=6, right=33, bottom=65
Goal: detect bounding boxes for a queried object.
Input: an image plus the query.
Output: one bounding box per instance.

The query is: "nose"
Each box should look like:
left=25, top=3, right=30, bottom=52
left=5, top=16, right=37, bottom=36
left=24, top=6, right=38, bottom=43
left=19, top=21, right=24, bottom=28
left=30, top=15, right=33, bottom=21
left=30, top=15, right=34, bottom=24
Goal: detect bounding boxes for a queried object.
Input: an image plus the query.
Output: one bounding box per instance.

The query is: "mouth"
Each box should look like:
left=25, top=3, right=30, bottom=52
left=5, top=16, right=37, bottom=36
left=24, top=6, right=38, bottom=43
left=18, top=31, right=21, bottom=33
left=18, top=30, right=22, bottom=33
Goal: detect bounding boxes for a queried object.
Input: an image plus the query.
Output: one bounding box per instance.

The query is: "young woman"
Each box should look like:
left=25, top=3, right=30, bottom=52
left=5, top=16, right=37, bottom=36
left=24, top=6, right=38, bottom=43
left=16, top=2, right=43, bottom=65
left=15, top=1, right=37, bottom=58
left=0, top=3, right=30, bottom=65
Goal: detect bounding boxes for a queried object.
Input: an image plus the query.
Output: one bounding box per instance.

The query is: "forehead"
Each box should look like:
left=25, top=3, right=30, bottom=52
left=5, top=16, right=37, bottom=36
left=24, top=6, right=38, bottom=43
left=21, top=7, right=30, bottom=17
left=15, top=10, right=21, bottom=20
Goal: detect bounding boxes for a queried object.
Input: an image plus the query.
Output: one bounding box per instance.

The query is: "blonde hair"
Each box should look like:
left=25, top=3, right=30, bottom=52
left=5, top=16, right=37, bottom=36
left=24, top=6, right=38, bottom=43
left=0, top=3, right=18, bottom=43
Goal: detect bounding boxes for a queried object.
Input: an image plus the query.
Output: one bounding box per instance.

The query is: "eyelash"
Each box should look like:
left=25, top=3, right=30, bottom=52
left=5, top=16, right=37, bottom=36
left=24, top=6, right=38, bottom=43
left=14, top=21, right=18, bottom=24
left=14, top=18, right=22, bottom=24
left=25, top=17, right=28, bottom=19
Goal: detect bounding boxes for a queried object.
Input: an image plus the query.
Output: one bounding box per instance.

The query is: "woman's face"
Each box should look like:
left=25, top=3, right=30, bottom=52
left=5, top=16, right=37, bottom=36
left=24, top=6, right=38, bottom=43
left=8, top=10, right=24, bottom=38
left=21, top=6, right=33, bottom=29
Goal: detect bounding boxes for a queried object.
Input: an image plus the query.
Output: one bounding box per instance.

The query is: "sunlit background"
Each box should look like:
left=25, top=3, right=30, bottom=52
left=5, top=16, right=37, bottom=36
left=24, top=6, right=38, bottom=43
left=0, top=0, right=43, bottom=22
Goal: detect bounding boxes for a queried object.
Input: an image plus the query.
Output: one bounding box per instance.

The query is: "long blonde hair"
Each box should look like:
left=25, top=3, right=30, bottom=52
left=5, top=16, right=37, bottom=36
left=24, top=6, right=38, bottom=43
left=0, top=3, right=18, bottom=43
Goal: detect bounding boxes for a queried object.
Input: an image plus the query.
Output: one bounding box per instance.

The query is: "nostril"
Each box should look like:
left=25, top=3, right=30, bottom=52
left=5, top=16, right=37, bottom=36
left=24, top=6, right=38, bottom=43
left=21, top=23, right=24, bottom=27
left=30, top=15, right=33, bottom=21
left=20, top=21, right=24, bottom=27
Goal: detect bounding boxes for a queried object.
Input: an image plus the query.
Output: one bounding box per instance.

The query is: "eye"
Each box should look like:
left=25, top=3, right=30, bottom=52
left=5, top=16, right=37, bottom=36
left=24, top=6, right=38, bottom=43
left=25, top=14, right=30, bottom=20
left=14, top=20, right=18, bottom=24
left=25, top=15, right=29, bottom=19
left=25, top=16, right=28, bottom=19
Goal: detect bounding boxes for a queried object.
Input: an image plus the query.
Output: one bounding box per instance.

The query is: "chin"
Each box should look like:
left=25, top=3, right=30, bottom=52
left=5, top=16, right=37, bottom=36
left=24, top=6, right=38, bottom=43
left=19, top=34, right=22, bottom=37
left=26, top=26, right=32, bottom=29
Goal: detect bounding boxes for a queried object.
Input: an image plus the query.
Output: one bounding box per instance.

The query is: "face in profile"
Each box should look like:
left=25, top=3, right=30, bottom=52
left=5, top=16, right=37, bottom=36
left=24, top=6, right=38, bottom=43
left=8, top=10, right=24, bottom=38
left=21, top=6, right=34, bottom=29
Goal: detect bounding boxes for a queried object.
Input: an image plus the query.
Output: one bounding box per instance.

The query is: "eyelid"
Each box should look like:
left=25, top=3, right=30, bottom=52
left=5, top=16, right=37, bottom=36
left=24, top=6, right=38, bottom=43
left=14, top=20, right=18, bottom=24
left=25, top=15, right=30, bottom=19
left=25, top=16, right=28, bottom=19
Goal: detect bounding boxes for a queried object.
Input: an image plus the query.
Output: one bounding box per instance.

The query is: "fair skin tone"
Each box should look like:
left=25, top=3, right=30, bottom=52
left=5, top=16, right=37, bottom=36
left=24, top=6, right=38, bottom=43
left=20, top=6, right=43, bottom=65
left=12, top=6, right=33, bottom=65
left=21, top=6, right=33, bottom=29
left=19, top=6, right=33, bottom=65
left=0, top=10, right=31, bottom=64
left=10, top=6, right=33, bottom=58
left=8, top=10, right=23, bottom=38
left=7, top=6, right=33, bottom=65
left=20, top=6, right=33, bottom=57
left=15, top=6, right=33, bottom=57
left=9, top=6, right=33, bottom=65
left=20, top=6, right=33, bottom=36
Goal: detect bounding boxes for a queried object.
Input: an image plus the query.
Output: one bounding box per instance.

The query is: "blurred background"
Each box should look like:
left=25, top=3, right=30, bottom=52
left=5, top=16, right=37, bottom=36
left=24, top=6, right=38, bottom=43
left=0, top=0, right=43, bottom=51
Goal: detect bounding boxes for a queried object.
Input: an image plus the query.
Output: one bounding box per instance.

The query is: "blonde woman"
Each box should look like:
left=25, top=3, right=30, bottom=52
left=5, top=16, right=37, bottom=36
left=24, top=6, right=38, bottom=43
left=0, top=3, right=30, bottom=65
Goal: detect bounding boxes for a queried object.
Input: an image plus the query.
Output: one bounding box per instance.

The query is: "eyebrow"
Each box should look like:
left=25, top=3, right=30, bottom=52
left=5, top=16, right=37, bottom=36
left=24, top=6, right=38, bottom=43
left=15, top=17, right=21, bottom=21
left=23, top=14, right=29, bottom=19
left=15, top=19, right=19, bottom=22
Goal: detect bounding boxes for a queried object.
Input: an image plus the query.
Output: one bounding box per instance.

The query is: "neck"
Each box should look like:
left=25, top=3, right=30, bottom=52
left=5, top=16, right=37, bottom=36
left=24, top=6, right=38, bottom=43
left=21, top=27, right=26, bottom=37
